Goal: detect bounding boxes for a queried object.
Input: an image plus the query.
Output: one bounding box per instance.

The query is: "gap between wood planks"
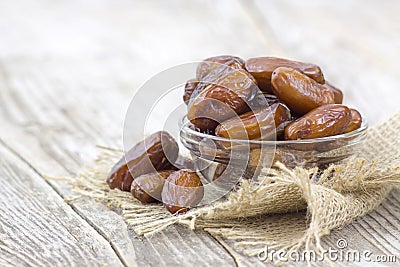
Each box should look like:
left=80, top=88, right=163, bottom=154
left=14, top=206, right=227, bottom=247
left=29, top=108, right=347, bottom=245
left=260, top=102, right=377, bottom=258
left=0, top=137, right=130, bottom=267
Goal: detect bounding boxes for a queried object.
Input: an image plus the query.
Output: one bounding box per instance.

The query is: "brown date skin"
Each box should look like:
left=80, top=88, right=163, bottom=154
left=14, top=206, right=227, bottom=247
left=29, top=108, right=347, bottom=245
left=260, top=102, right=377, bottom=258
left=107, top=131, right=179, bottom=191
left=131, top=170, right=175, bottom=203
left=189, top=58, right=247, bottom=106
left=188, top=61, right=258, bottom=131
left=324, top=81, right=343, bottom=104
left=245, top=57, right=325, bottom=93
left=284, top=104, right=352, bottom=140
left=215, top=103, right=291, bottom=140
left=187, top=123, right=215, bottom=136
left=271, top=67, right=335, bottom=115
left=183, top=79, right=199, bottom=105
left=162, top=170, right=204, bottom=214
left=196, top=55, right=245, bottom=80
left=343, top=108, right=362, bottom=133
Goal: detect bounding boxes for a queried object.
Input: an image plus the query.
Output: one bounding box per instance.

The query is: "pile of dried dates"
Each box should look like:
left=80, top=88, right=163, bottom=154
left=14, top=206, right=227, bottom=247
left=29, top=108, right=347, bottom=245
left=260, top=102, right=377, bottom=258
left=107, top=55, right=363, bottom=214
left=107, top=131, right=204, bottom=214
left=185, top=56, right=362, bottom=140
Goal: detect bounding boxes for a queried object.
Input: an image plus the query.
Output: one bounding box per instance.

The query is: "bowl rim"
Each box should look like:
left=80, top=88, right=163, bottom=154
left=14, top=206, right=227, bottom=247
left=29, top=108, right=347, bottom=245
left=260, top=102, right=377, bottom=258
left=179, top=115, right=369, bottom=144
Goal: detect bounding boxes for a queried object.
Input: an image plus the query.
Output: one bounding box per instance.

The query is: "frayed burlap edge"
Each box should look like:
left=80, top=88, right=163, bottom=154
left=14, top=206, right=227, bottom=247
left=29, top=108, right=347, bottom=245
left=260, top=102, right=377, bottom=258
left=68, top=111, right=400, bottom=264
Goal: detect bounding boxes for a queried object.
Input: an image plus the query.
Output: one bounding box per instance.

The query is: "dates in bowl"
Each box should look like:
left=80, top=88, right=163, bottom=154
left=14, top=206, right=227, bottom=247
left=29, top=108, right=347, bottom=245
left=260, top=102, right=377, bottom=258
left=107, top=55, right=367, bottom=214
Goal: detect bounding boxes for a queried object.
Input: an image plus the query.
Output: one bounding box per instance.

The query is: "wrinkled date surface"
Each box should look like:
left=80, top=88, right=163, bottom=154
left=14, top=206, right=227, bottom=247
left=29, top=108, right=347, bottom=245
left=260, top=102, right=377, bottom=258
left=188, top=62, right=258, bottom=131
left=188, top=58, right=245, bottom=106
left=245, top=57, right=325, bottom=93
left=162, top=170, right=204, bottom=214
left=271, top=67, right=335, bottom=115
left=131, top=170, right=175, bottom=203
left=107, top=131, right=179, bottom=191
left=215, top=103, right=291, bottom=140
left=285, top=104, right=352, bottom=140
left=196, top=55, right=245, bottom=80
left=343, top=108, right=362, bottom=133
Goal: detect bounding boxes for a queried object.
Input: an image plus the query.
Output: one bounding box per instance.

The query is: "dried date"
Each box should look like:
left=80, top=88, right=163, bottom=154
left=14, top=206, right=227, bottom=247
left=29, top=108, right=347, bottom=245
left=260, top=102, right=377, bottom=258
left=196, top=55, right=245, bottom=80
left=131, top=170, right=175, bottom=203
left=271, top=67, right=335, bottom=115
left=284, top=104, right=352, bottom=140
left=162, top=170, right=204, bottom=214
left=107, top=131, right=179, bottom=191
left=245, top=57, right=325, bottom=93
left=188, top=63, right=258, bottom=131
left=189, top=58, right=248, bottom=105
left=215, top=103, right=291, bottom=140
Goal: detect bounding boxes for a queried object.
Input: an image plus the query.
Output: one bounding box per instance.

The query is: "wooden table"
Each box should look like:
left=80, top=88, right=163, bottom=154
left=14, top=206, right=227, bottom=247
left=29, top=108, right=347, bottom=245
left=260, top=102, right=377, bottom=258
left=0, top=0, right=399, bottom=266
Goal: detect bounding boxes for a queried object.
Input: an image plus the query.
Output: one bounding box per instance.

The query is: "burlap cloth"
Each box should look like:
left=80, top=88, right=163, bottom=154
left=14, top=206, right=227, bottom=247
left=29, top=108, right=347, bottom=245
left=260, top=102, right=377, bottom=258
left=71, top=111, right=400, bottom=263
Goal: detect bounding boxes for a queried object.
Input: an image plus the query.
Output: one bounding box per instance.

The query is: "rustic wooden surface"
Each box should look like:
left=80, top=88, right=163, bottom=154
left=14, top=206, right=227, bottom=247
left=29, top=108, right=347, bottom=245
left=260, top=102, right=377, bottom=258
left=0, top=0, right=399, bottom=266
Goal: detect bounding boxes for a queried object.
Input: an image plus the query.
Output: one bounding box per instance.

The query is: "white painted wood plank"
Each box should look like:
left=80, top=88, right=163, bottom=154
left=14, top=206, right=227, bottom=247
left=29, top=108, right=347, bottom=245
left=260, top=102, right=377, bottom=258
left=0, top=142, right=124, bottom=267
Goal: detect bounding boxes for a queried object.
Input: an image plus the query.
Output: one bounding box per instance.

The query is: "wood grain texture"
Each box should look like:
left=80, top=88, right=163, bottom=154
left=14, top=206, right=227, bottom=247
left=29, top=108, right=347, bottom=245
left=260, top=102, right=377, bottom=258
left=0, top=0, right=399, bottom=266
left=0, top=142, right=124, bottom=267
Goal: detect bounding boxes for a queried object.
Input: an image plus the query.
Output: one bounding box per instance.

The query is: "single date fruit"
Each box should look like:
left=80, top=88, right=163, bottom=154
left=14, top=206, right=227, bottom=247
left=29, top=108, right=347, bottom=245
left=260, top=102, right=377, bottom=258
left=245, top=57, right=325, bottom=93
left=215, top=103, right=291, bottom=140
left=187, top=58, right=246, bottom=108
left=196, top=55, right=245, bottom=80
left=162, top=170, right=204, bottom=214
left=271, top=67, right=335, bottom=115
left=107, top=131, right=179, bottom=191
left=284, top=104, right=352, bottom=140
left=188, top=62, right=258, bottom=131
left=131, top=170, right=175, bottom=203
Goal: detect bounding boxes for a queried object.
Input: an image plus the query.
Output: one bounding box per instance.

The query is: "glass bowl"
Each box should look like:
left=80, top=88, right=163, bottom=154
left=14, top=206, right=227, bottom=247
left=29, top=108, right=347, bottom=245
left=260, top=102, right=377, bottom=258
left=179, top=116, right=368, bottom=186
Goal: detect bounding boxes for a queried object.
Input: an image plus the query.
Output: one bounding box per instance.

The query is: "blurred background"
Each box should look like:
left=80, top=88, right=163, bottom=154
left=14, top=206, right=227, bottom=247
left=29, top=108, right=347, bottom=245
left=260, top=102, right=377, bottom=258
left=0, top=0, right=399, bottom=171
